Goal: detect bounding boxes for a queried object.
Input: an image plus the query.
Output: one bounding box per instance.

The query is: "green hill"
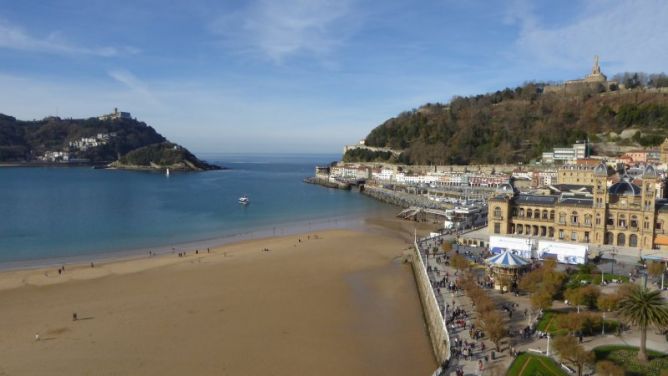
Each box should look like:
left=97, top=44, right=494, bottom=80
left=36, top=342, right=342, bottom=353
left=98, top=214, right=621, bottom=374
left=348, top=85, right=668, bottom=165
left=113, top=142, right=219, bottom=171
left=0, top=114, right=220, bottom=171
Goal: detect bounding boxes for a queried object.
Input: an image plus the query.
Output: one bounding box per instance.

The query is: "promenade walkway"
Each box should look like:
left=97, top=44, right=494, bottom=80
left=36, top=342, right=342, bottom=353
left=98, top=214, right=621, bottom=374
left=417, top=235, right=505, bottom=376
left=417, top=234, right=667, bottom=376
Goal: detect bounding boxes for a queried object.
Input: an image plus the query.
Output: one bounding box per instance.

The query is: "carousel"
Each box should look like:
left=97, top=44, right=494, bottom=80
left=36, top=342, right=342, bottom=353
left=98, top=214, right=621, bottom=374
left=485, top=250, right=531, bottom=291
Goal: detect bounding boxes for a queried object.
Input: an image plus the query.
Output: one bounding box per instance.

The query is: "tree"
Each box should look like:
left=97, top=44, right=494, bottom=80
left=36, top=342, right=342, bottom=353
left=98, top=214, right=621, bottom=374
left=480, top=311, right=506, bottom=351
left=530, top=290, right=553, bottom=311
left=566, top=285, right=601, bottom=312
left=553, top=335, right=595, bottom=376
left=597, top=293, right=621, bottom=312
left=616, top=286, right=668, bottom=362
left=441, top=241, right=453, bottom=253
left=596, top=360, right=624, bottom=376
left=565, top=287, right=586, bottom=313
left=647, top=261, right=665, bottom=286
left=557, top=312, right=586, bottom=334
left=451, top=254, right=469, bottom=271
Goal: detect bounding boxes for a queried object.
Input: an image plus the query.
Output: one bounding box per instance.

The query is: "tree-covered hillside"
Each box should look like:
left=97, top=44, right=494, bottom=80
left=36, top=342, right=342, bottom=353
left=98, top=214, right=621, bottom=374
left=0, top=114, right=220, bottom=170
left=116, top=142, right=220, bottom=171
left=0, top=115, right=166, bottom=162
left=354, top=84, right=668, bottom=165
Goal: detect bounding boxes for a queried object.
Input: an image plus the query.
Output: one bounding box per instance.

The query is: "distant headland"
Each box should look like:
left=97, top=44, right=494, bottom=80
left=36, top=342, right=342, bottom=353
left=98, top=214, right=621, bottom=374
left=0, top=109, right=221, bottom=171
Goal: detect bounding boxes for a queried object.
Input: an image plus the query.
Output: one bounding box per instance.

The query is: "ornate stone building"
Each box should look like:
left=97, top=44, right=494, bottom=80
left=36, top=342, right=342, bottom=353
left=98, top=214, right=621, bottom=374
left=660, top=138, right=668, bottom=164
left=544, top=56, right=619, bottom=93
left=488, top=163, right=668, bottom=250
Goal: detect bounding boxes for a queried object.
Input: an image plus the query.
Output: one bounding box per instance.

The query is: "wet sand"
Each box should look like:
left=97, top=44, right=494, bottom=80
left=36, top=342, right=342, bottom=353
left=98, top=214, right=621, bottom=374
left=0, top=226, right=437, bottom=375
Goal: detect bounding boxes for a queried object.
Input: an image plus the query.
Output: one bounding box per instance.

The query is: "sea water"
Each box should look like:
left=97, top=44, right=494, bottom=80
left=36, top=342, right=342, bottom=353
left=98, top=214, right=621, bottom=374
left=0, top=153, right=392, bottom=266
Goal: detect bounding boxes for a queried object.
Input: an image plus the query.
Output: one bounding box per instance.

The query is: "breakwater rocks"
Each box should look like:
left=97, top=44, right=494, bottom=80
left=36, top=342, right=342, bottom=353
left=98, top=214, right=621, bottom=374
left=304, top=176, right=351, bottom=190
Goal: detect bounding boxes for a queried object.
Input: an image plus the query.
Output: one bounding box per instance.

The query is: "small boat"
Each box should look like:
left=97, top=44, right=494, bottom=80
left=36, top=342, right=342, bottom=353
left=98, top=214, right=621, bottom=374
left=166, top=168, right=170, bottom=177
left=239, top=195, right=249, bottom=205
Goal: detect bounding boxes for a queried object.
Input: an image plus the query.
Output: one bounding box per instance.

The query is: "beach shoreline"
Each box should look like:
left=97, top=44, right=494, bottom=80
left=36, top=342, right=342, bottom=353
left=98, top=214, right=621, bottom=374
left=0, top=219, right=439, bottom=375
left=0, top=208, right=397, bottom=272
left=0, top=214, right=438, bottom=292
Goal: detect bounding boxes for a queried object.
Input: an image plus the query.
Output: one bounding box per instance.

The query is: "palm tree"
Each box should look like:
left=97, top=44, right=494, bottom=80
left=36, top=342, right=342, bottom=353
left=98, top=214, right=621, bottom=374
left=616, top=286, right=668, bottom=362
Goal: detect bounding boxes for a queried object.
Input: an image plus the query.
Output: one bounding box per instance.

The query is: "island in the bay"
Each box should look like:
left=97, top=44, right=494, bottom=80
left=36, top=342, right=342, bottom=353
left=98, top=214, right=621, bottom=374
left=0, top=108, right=221, bottom=171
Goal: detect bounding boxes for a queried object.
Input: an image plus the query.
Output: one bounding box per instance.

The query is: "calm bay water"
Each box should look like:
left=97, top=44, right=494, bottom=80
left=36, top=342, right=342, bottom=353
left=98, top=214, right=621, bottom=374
left=0, top=154, right=391, bottom=265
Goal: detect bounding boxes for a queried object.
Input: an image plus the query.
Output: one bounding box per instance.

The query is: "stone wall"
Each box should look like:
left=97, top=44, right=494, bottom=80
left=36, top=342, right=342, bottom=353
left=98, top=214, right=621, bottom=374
left=361, top=185, right=433, bottom=208
left=410, top=238, right=450, bottom=367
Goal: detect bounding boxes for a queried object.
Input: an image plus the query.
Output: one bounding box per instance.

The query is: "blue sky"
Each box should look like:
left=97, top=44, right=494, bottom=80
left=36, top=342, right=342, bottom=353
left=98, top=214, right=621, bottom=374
left=0, top=0, right=666, bottom=153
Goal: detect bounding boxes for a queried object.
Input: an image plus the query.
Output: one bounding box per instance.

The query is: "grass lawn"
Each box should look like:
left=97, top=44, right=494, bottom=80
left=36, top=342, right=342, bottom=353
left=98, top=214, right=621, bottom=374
left=593, top=345, right=668, bottom=376
left=506, top=353, right=568, bottom=376
left=535, top=311, right=568, bottom=335
left=567, top=273, right=629, bottom=288
left=536, top=310, right=620, bottom=336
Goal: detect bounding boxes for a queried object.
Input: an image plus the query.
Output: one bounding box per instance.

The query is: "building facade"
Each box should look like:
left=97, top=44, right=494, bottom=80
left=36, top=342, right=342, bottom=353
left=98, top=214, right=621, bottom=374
left=488, top=164, right=666, bottom=250
left=557, top=164, right=603, bottom=185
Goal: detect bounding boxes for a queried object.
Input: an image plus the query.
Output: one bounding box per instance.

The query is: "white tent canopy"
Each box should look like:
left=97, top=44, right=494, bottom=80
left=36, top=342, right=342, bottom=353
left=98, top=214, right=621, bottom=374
left=537, top=241, right=588, bottom=265
left=489, top=236, right=536, bottom=259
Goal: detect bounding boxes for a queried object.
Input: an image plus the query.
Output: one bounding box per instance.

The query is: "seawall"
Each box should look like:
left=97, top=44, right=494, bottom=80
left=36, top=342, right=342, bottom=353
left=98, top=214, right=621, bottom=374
left=410, top=236, right=450, bottom=372
left=361, top=185, right=438, bottom=208
left=304, top=176, right=351, bottom=190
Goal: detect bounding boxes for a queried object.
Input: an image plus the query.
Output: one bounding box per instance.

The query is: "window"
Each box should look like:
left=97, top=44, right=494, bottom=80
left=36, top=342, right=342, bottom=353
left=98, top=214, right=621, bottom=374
left=656, top=222, right=663, bottom=230
left=494, top=223, right=500, bottom=234
left=558, top=230, right=564, bottom=240
left=548, top=227, right=554, bottom=237
left=542, top=210, right=548, bottom=220
left=519, top=208, right=525, bottom=217
left=559, top=213, right=566, bottom=224
left=534, top=209, right=540, bottom=219
left=629, top=234, right=638, bottom=247
left=618, top=215, right=626, bottom=228
left=607, top=216, right=614, bottom=226
left=595, top=214, right=601, bottom=225
left=571, top=231, right=577, bottom=241
left=511, top=208, right=518, bottom=217
left=527, top=209, right=532, bottom=218
left=571, top=211, right=578, bottom=225
left=584, top=232, right=590, bottom=242
left=517, top=225, right=523, bottom=235
left=617, top=233, right=626, bottom=246
left=549, top=210, right=555, bottom=220
left=630, top=216, right=638, bottom=228
left=605, top=232, right=614, bottom=245
left=494, top=206, right=502, bottom=218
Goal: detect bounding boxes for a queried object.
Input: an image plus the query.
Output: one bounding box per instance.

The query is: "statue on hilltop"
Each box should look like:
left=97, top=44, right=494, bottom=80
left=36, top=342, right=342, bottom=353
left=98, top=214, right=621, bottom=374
left=592, top=55, right=601, bottom=75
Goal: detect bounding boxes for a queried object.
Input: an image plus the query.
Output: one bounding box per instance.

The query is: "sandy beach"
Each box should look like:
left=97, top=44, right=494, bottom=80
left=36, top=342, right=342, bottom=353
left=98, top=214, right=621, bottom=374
left=0, top=222, right=437, bottom=375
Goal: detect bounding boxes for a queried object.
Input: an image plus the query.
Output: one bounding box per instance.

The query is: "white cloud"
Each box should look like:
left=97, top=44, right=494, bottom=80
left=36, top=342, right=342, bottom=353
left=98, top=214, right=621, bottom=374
left=210, top=0, right=358, bottom=63
left=108, top=69, right=163, bottom=107
left=0, top=19, right=138, bottom=57
left=508, top=0, right=668, bottom=73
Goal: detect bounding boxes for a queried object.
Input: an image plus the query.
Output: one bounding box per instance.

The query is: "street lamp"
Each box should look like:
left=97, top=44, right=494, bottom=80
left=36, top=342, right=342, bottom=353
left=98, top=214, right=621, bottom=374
left=611, top=248, right=617, bottom=276
left=546, top=333, right=551, bottom=356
